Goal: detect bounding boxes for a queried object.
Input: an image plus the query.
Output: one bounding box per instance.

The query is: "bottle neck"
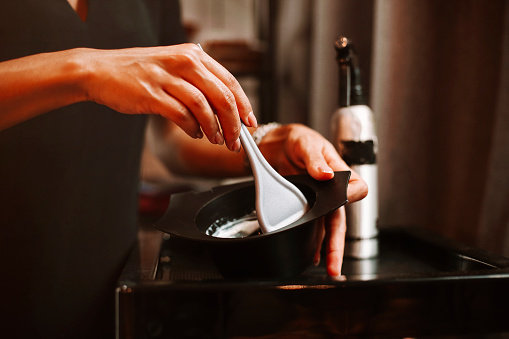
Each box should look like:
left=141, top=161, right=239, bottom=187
left=338, top=62, right=350, bottom=107
left=335, top=38, right=366, bottom=107
left=337, top=58, right=366, bottom=107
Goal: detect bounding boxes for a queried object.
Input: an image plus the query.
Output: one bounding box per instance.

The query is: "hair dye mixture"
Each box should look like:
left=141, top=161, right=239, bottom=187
left=206, top=210, right=261, bottom=238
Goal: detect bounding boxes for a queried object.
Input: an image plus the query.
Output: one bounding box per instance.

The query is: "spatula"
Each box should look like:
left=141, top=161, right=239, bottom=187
left=239, top=123, right=308, bottom=233
left=196, top=43, right=308, bottom=233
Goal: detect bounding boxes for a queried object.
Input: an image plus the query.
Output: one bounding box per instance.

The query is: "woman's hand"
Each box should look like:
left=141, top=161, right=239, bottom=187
left=0, top=44, right=255, bottom=151
left=83, top=43, right=255, bottom=151
left=258, top=123, right=368, bottom=276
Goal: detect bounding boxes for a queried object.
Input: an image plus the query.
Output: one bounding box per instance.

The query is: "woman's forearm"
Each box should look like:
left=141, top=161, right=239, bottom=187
left=0, top=49, right=89, bottom=130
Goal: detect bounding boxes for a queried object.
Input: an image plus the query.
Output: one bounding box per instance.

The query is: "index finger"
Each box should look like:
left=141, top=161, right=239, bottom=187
left=194, top=45, right=255, bottom=141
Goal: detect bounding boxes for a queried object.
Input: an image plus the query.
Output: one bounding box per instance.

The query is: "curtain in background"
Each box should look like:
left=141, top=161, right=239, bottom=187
left=272, top=0, right=312, bottom=125
left=275, top=0, right=509, bottom=256
left=372, top=0, right=509, bottom=256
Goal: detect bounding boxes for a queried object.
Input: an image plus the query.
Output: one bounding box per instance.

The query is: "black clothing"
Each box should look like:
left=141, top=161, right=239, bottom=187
left=0, top=1, right=185, bottom=338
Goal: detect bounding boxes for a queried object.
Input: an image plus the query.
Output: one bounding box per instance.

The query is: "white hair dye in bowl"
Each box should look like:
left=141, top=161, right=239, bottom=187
left=206, top=210, right=261, bottom=238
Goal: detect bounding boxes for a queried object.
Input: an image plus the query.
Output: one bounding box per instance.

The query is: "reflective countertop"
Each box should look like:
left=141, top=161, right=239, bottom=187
left=117, top=222, right=509, bottom=338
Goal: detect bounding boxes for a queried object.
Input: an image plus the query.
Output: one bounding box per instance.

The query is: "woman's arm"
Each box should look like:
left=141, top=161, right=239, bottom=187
left=0, top=49, right=88, bottom=130
left=0, top=44, right=255, bottom=151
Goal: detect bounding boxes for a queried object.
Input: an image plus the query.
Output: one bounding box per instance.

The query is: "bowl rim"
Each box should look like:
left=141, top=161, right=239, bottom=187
left=153, top=171, right=351, bottom=244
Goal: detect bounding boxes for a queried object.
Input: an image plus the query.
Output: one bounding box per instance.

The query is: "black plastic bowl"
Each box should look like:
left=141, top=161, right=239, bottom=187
left=154, top=171, right=350, bottom=279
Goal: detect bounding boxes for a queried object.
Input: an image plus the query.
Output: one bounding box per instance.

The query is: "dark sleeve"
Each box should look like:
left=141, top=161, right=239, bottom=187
left=160, top=0, right=188, bottom=45
left=145, top=0, right=188, bottom=46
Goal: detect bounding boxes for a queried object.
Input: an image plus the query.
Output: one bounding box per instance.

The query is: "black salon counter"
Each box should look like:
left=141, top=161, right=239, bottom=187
left=116, top=223, right=509, bottom=338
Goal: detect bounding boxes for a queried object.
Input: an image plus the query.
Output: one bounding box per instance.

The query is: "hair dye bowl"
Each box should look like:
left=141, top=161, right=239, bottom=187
left=154, top=172, right=350, bottom=278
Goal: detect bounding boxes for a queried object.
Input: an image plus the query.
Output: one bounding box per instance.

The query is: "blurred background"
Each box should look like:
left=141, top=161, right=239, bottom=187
left=141, top=0, right=509, bottom=257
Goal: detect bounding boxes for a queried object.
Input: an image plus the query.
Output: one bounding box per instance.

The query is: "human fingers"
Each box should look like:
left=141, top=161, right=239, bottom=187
left=161, top=75, right=223, bottom=145
left=194, top=45, right=255, bottom=127
left=321, top=144, right=368, bottom=203
left=325, top=207, right=346, bottom=277
left=181, top=61, right=241, bottom=150
left=279, top=125, right=337, bottom=180
left=313, top=217, right=326, bottom=266
left=150, top=87, right=204, bottom=139
left=298, top=140, right=337, bottom=181
left=149, top=44, right=251, bottom=151
left=285, top=127, right=368, bottom=202
left=346, top=170, right=368, bottom=203
left=190, top=44, right=255, bottom=151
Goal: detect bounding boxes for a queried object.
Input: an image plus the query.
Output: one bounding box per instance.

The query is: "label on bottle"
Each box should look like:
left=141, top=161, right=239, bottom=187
left=340, top=140, right=376, bottom=165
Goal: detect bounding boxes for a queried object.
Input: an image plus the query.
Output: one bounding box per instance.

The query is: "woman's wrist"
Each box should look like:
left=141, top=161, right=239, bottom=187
left=67, top=48, right=97, bottom=103
left=251, top=122, right=282, bottom=145
left=242, top=122, right=285, bottom=172
left=0, top=49, right=96, bottom=130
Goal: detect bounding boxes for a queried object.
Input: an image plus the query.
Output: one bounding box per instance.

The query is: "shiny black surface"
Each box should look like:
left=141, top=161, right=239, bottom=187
left=117, top=225, right=509, bottom=338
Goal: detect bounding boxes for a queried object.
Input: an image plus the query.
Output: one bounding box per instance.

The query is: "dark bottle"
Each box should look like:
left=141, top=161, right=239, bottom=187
left=331, top=37, right=378, bottom=258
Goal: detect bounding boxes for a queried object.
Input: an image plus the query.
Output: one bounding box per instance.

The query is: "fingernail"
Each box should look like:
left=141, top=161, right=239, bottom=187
left=214, top=132, right=224, bottom=145
left=195, top=130, right=204, bottom=139
left=247, top=112, right=258, bottom=128
left=318, top=166, right=334, bottom=174
left=233, top=139, right=241, bottom=153
left=331, top=275, right=347, bottom=282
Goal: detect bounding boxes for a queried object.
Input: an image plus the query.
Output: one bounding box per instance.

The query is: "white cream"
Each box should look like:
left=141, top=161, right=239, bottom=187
left=206, top=211, right=261, bottom=238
